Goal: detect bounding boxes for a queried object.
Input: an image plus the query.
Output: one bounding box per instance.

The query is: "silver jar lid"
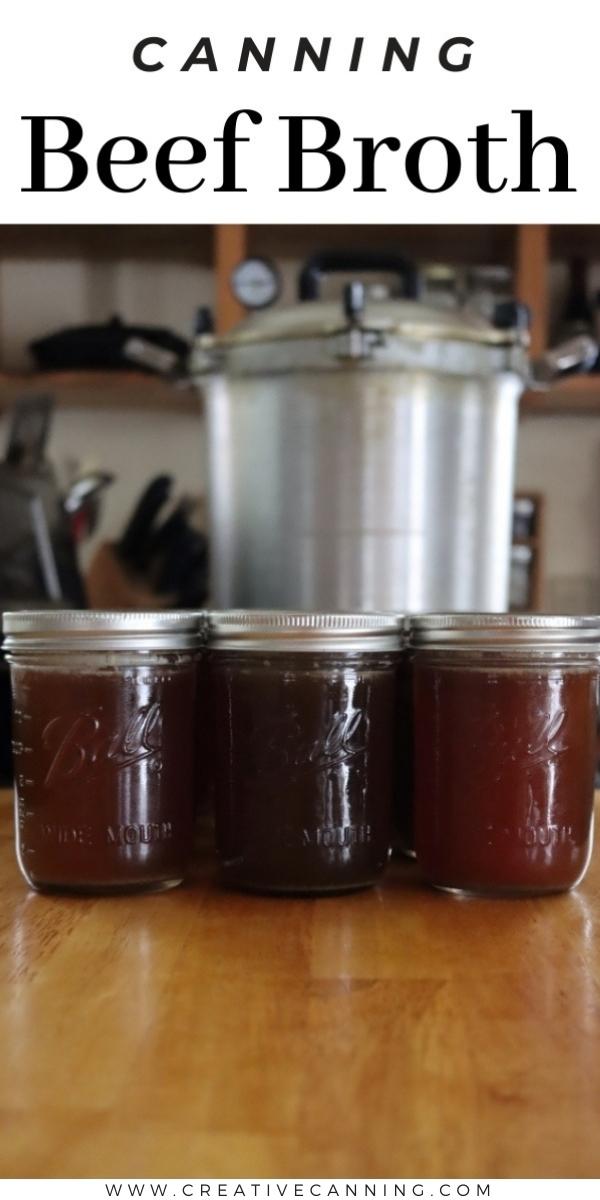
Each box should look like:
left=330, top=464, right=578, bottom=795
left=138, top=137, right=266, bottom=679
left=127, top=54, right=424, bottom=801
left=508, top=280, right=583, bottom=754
left=409, top=612, right=600, bottom=651
left=3, top=610, right=206, bottom=653
left=207, top=610, right=402, bottom=653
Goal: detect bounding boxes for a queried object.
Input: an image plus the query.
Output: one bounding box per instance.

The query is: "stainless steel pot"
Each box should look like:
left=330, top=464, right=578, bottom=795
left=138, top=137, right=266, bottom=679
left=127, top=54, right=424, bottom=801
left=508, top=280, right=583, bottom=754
left=192, top=253, right=595, bottom=613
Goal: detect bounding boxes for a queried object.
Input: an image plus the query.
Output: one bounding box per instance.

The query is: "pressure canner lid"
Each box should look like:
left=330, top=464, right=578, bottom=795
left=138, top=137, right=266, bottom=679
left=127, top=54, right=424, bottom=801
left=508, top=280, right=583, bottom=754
left=200, top=294, right=530, bottom=352
left=192, top=280, right=532, bottom=380
left=199, top=295, right=531, bottom=350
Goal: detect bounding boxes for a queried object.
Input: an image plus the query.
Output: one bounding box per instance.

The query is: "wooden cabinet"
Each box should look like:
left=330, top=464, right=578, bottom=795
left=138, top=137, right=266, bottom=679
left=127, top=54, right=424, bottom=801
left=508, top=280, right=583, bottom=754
left=0, top=223, right=599, bottom=413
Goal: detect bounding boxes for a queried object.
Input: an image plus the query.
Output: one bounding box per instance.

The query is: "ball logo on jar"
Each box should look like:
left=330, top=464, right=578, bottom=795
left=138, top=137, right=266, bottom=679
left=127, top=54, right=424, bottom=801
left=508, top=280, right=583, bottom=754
left=487, top=705, right=581, bottom=847
left=41, top=703, right=163, bottom=785
left=258, top=706, right=366, bottom=777
left=524, top=705, right=569, bottom=767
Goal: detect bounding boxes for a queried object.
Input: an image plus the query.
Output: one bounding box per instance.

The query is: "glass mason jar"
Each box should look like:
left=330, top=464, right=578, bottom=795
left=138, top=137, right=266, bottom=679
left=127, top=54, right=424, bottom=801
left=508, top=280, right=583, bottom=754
left=206, top=610, right=403, bottom=894
left=393, top=617, right=415, bottom=858
left=3, top=610, right=205, bottom=894
left=383, top=612, right=415, bottom=859
left=410, top=614, right=600, bottom=897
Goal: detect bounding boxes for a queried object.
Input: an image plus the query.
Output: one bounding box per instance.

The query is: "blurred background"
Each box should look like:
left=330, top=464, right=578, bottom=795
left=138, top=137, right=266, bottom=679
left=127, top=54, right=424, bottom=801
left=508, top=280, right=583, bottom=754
left=0, top=223, right=599, bottom=618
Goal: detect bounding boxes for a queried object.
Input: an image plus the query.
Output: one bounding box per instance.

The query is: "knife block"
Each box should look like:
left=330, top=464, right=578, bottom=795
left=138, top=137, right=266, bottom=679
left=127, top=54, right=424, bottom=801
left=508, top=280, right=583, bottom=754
left=86, top=542, right=173, bottom=610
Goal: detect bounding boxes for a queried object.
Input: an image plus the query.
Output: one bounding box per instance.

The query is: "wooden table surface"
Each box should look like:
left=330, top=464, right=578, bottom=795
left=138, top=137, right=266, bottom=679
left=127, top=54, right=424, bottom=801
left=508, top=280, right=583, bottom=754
left=1, top=791, right=599, bottom=1180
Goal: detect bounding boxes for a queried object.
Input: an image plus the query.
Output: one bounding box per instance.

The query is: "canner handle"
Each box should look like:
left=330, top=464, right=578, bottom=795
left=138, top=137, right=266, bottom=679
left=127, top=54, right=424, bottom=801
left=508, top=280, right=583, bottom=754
left=529, top=335, right=598, bottom=388
left=298, top=249, right=419, bottom=302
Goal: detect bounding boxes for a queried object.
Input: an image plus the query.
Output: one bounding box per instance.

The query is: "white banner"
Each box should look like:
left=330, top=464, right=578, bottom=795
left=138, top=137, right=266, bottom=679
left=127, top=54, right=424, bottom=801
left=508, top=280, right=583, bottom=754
left=0, top=0, right=599, bottom=223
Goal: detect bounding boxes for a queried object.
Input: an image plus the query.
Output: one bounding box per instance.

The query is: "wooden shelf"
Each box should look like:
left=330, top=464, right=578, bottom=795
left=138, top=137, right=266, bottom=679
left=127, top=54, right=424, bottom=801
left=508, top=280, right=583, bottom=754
left=0, top=370, right=201, bottom=413
left=551, top=226, right=600, bottom=259
left=0, top=225, right=214, bottom=264
left=1, top=224, right=598, bottom=422
left=250, top=224, right=516, bottom=266
left=521, top=374, right=600, bottom=415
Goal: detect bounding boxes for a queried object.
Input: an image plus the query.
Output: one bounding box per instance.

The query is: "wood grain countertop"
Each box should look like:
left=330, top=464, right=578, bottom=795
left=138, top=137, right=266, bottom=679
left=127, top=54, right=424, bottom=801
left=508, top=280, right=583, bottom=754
left=1, top=789, right=599, bottom=1179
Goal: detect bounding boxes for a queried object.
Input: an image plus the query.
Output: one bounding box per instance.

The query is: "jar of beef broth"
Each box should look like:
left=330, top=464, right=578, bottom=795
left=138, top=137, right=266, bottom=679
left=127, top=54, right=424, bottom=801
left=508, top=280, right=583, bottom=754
left=207, top=610, right=402, bottom=894
left=410, top=613, right=600, bottom=896
left=4, top=610, right=205, bottom=894
left=393, top=614, right=414, bottom=858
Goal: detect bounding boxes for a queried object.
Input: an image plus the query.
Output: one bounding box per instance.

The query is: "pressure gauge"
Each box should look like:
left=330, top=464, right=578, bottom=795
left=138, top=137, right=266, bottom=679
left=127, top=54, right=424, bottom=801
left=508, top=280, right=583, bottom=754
left=230, top=257, right=281, bottom=310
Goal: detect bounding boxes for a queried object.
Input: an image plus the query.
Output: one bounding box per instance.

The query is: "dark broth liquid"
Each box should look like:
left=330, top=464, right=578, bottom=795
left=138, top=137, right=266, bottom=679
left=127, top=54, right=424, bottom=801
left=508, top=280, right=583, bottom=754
left=394, top=652, right=414, bottom=855
left=11, top=658, right=197, bottom=892
left=414, top=657, right=598, bottom=894
left=208, top=650, right=398, bottom=893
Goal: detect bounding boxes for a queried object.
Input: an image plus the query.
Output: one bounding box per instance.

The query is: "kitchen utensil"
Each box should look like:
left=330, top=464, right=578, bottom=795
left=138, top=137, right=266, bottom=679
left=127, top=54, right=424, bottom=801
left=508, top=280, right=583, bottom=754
left=112, top=479, right=209, bottom=607
left=116, top=475, right=173, bottom=571
left=5, top=394, right=53, bottom=468
left=0, top=397, right=86, bottom=607
left=64, top=470, right=115, bottom=542
left=30, top=316, right=189, bottom=375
